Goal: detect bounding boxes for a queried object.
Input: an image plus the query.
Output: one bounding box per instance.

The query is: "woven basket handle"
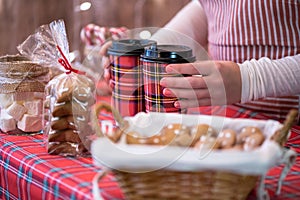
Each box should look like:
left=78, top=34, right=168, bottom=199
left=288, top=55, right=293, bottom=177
left=91, top=102, right=128, bottom=142
left=271, top=109, right=298, bottom=146
left=92, top=170, right=108, bottom=200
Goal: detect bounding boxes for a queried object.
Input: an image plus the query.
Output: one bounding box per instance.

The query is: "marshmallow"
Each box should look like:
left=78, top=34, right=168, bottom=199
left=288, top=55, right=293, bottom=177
left=0, top=109, right=17, bottom=132
left=17, top=114, right=43, bottom=132
left=24, top=99, right=42, bottom=116
left=0, top=94, right=13, bottom=108
left=33, top=92, right=45, bottom=99
left=13, top=92, right=35, bottom=101
left=6, top=102, right=27, bottom=121
left=0, top=92, right=45, bottom=133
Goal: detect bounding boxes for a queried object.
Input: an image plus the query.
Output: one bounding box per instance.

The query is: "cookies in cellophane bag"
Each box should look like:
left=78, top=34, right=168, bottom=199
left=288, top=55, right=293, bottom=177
left=44, top=72, right=96, bottom=156
left=17, top=19, right=97, bottom=156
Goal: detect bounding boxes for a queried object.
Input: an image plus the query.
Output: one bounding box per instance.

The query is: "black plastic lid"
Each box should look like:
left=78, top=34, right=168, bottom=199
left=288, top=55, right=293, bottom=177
left=141, top=44, right=195, bottom=63
left=108, top=39, right=156, bottom=56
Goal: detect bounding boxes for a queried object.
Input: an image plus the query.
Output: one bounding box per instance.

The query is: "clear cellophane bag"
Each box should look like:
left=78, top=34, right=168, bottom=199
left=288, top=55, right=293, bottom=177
left=18, top=19, right=96, bottom=156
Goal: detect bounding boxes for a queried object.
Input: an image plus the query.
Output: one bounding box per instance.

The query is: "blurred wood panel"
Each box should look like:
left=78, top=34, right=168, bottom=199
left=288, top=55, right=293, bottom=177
left=0, top=0, right=75, bottom=55
left=0, top=0, right=189, bottom=56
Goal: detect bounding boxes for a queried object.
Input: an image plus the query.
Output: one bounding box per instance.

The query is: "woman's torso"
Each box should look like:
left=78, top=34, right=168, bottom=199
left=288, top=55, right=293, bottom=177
left=199, top=0, right=300, bottom=121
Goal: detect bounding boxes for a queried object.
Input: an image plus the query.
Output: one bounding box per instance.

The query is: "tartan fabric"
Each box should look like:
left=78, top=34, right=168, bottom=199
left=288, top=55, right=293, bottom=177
left=143, top=61, right=185, bottom=113
left=110, top=55, right=145, bottom=117
left=1, top=103, right=300, bottom=199
left=0, top=134, right=124, bottom=200
left=235, top=96, right=300, bottom=123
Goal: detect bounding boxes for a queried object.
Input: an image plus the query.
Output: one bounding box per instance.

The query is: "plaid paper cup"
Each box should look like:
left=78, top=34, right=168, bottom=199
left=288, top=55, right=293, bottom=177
left=108, top=39, right=156, bottom=116
left=111, top=79, right=144, bottom=117
left=141, top=44, right=195, bottom=114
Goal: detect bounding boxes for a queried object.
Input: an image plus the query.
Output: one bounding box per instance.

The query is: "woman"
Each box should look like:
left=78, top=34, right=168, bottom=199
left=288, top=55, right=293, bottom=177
left=103, top=0, right=300, bottom=122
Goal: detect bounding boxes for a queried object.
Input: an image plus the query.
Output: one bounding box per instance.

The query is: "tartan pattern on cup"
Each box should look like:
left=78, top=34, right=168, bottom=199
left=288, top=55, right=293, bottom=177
left=143, top=61, right=186, bottom=113
left=110, top=55, right=145, bottom=116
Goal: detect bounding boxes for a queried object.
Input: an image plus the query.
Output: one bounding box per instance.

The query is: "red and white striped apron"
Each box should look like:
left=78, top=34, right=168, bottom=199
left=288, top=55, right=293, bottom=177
left=199, top=0, right=300, bottom=121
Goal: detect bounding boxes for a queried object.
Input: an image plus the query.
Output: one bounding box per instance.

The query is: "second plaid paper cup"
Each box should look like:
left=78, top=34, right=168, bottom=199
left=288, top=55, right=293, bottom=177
left=141, top=44, right=195, bottom=113
left=108, top=39, right=156, bottom=117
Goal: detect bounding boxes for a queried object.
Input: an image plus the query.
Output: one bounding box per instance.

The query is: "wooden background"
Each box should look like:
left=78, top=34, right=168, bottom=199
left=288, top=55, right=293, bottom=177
left=0, top=0, right=189, bottom=57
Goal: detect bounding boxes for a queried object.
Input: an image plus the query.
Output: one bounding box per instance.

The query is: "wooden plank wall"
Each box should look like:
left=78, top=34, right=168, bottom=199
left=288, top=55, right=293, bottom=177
left=0, top=0, right=190, bottom=56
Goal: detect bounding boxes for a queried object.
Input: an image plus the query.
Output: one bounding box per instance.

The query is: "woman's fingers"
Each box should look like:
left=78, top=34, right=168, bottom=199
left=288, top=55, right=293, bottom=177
left=100, top=41, right=112, bottom=83
left=174, top=98, right=212, bottom=108
left=163, top=88, right=210, bottom=99
left=160, top=76, right=208, bottom=89
left=165, top=61, right=215, bottom=76
left=99, top=41, right=112, bottom=56
left=102, top=56, right=111, bottom=82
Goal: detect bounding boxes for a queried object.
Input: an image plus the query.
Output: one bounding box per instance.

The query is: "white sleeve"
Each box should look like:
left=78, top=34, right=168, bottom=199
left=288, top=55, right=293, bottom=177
left=238, top=54, right=300, bottom=103
left=151, top=0, right=208, bottom=49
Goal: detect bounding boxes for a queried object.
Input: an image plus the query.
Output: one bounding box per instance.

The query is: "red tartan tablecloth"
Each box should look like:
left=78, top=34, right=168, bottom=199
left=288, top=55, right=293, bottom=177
left=1, top=104, right=300, bottom=200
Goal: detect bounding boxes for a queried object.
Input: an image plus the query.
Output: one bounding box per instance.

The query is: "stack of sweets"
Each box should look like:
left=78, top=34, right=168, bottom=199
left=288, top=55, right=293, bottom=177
left=0, top=92, right=44, bottom=133
left=44, top=73, right=96, bottom=156
left=15, top=19, right=98, bottom=156
left=0, top=55, right=49, bottom=134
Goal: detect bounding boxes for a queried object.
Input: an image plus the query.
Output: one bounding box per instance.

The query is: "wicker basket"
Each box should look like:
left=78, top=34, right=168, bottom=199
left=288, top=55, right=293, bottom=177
left=112, top=170, right=258, bottom=200
left=91, top=103, right=297, bottom=200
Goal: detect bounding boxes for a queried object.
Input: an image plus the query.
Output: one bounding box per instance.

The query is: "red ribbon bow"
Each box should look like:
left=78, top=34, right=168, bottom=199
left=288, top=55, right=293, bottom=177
left=56, top=45, right=85, bottom=75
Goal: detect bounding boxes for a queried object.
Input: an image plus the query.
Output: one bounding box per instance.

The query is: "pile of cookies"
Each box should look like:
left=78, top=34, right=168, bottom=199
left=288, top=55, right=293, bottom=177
left=92, top=102, right=267, bottom=152
left=116, top=123, right=265, bottom=152
left=44, top=73, right=96, bottom=156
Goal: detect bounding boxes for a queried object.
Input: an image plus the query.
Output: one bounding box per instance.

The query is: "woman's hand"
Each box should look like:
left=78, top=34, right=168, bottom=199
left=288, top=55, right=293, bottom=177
left=93, top=41, right=113, bottom=96
left=99, top=41, right=113, bottom=84
left=159, top=60, right=242, bottom=108
left=95, top=41, right=113, bottom=95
